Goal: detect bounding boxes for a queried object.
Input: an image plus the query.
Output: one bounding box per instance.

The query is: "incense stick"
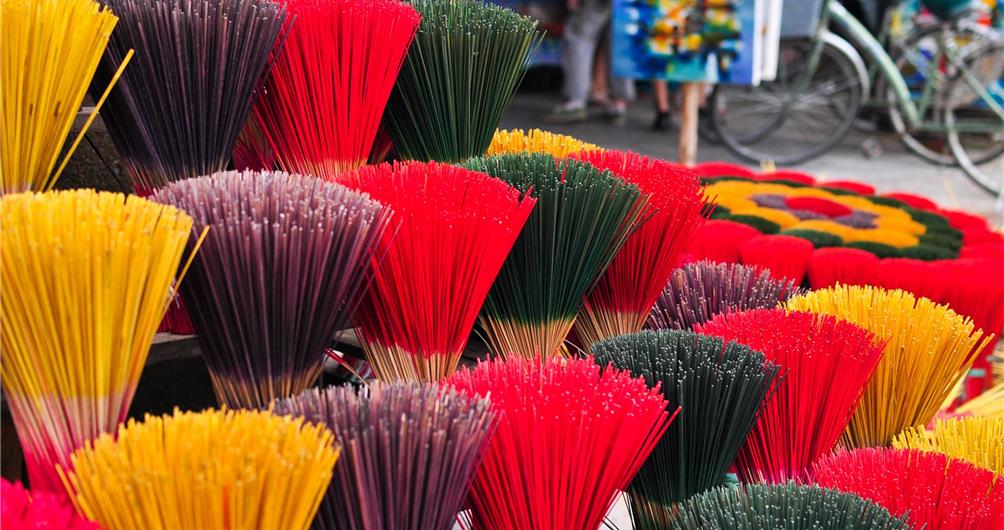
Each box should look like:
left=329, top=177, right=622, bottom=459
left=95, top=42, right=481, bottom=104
left=649, top=261, right=802, bottom=330
left=274, top=382, right=496, bottom=530
left=592, top=330, right=781, bottom=528
left=60, top=408, right=339, bottom=530
left=94, top=0, right=288, bottom=193
left=384, top=0, right=542, bottom=162
left=0, top=190, right=193, bottom=494
left=243, top=0, right=420, bottom=178
left=337, top=161, right=535, bottom=381
left=151, top=170, right=393, bottom=408
left=1, top=0, right=123, bottom=193
left=461, top=153, right=646, bottom=358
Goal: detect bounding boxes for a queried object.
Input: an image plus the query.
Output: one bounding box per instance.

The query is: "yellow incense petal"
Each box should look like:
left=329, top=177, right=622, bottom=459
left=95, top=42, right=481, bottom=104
left=487, top=128, right=602, bottom=158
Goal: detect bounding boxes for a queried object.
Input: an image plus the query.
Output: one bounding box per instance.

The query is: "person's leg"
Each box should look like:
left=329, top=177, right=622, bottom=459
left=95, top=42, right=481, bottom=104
left=591, top=38, right=609, bottom=106
left=603, top=18, right=634, bottom=125
left=549, top=0, right=608, bottom=121
left=652, top=80, right=671, bottom=131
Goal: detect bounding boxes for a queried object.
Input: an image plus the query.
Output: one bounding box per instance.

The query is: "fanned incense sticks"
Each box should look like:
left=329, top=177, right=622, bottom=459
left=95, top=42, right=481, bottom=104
left=1, top=479, right=99, bottom=529
left=955, top=382, right=1004, bottom=417
left=592, top=330, right=781, bottom=529
left=668, top=482, right=910, bottom=530
left=785, top=285, right=990, bottom=447
left=462, top=153, right=645, bottom=358
left=152, top=171, right=392, bottom=408
left=814, top=448, right=1004, bottom=530
left=243, top=0, right=419, bottom=178
left=274, top=383, right=496, bottom=530
left=571, top=151, right=709, bottom=346
left=807, top=247, right=880, bottom=288
left=0, top=190, right=193, bottom=494
left=384, top=0, right=542, bottom=162
left=486, top=128, right=602, bottom=158
left=739, top=234, right=815, bottom=283
left=696, top=309, right=884, bottom=483
left=93, top=0, right=288, bottom=193
left=60, top=409, right=339, bottom=530
left=337, top=161, right=535, bottom=381
left=447, top=356, right=673, bottom=530
left=649, top=261, right=802, bottom=330
left=892, top=416, right=1003, bottom=475
left=1, top=0, right=128, bottom=193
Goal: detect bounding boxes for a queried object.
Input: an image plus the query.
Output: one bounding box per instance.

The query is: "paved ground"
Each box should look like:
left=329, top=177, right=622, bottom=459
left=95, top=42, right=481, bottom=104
left=500, top=92, right=1004, bottom=227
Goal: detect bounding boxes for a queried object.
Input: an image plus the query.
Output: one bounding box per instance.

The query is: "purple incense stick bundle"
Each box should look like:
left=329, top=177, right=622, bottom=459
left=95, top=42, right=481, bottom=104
left=274, top=382, right=495, bottom=530
left=152, top=170, right=393, bottom=408
left=648, top=261, right=803, bottom=330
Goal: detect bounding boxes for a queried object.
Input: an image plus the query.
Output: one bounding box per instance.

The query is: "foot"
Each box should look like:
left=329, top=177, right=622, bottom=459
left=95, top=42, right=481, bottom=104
left=604, top=102, right=627, bottom=126
left=652, top=110, right=671, bottom=131
left=545, top=101, right=588, bottom=123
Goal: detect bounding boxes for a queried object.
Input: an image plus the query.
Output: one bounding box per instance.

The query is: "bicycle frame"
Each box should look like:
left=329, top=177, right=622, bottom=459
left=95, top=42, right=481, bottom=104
left=824, top=0, right=1004, bottom=130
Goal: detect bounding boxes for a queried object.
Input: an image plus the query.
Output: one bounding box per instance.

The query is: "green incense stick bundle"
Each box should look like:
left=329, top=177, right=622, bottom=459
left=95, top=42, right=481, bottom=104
left=384, top=0, right=541, bottom=162
left=462, top=153, right=646, bottom=359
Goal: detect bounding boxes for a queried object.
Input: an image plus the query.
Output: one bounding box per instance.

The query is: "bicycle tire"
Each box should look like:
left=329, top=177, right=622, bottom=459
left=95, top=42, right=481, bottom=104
left=885, top=22, right=990, bottom=166
left=709, top=38, right=864, bottom=165
left=946, top=39, right=1004, bottom=196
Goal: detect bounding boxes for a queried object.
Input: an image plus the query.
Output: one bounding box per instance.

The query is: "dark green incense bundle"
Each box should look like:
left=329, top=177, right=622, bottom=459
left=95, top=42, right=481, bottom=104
left=592, top=330, right=780, bottom=529
left=668, top=482, right=910, bottom=530
left=462, top=153, right=645, bottom=359
left=384, top=0, right=541, bottom=162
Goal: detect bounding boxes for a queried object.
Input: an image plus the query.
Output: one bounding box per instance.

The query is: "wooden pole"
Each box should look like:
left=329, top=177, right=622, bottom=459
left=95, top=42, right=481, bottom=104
left=678, top=82, right=701, bottom=167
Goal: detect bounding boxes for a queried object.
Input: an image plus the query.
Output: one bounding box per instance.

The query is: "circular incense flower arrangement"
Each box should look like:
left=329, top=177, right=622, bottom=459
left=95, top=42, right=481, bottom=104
left=702, top=176, right=962, bottom=260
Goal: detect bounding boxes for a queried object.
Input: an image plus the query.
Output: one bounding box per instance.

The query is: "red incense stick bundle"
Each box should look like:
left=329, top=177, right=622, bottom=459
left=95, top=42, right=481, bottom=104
left=687, top=219, right=761, bottom=262
left=739, top=234, right=815, bottom=283
left=570, top=150, right=709, bottom=346
left=242, top=0, right=420, bottom=178
left=1, top=479, right=98, bottom=529
left=807, top=247, right=880, bottom=289
left=814, top=448, right=1004, bottom=530
left=447, top=356, right=673, bottom=530
left=696, top=309, right=884, bottom=483
left=338, top=161, right=535, bottom=381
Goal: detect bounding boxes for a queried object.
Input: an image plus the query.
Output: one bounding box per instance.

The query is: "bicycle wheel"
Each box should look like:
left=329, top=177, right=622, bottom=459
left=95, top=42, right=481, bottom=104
left=946, top=39, right=1004, bottom=195
left=709, top=38, right=863, bottom=165
left=886, top=22, right=988, bottom=165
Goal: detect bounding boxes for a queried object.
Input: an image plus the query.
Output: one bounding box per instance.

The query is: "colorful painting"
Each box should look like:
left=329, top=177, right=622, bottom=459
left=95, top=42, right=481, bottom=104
left=611, top=0, right=762, bottom=84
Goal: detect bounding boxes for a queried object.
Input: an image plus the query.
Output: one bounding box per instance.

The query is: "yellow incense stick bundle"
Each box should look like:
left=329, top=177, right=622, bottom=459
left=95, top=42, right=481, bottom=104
left=61, top=408, right=339, bottom=530
left=0, top=190, right=193, bottom=494
left=486, top=128, right=602, bottom=158
left=786, top=285, right=991, bottom=448
left=1, top=0, right=127, bottom=193
left=892, top=416, right=1003, bottom=476
left=954, top=383, right=1004, bottom=418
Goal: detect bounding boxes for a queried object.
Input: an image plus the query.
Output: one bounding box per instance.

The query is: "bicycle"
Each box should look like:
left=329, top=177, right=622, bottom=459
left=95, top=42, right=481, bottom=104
left=708, top=0, right=1004, bottom=196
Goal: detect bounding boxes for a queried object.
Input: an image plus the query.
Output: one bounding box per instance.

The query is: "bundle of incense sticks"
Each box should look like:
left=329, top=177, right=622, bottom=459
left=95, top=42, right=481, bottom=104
left=1, top=0, right=129, bottom=193
left=571, top=151, right=710, bottom=346
left=152, top=171, right=392, bottom=408
left=337, top=161, right=535, bottom=381
left=384, top=0, right=542, bottom=162
left=0, top=190, right=193, bottom=494
left=486, top=128, right=602, bottom=158
left=93, top=0, right=288, bottom=193
left=668, top=482, right=910, bottom=530
left=592, top=330, right=781, bottom=529
left=814, top=448, right=1004, bottom=530
left=447, top=356, right=673, bottom=530
left=60, top=409, right=339, bottom=530
left=785, top=285, right=990, bottom=447
left=649, top=261, right=802, bottom=330
left=696, top=308, right=884, bottom=483
left=274, top=382, right=496, bottom=530
left=243, top=0, right=420, bottom=178
left=461, top=153, right=645, bottom=358
left=738, top=234, right=816, bottom=283
left=892, top=416, right=1003, bottom=475
left=1, top=479, right=99, bottom=529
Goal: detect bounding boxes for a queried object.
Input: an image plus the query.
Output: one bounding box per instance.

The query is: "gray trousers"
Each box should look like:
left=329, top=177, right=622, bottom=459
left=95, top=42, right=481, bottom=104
left=562, top=0, right=635, bottom=104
